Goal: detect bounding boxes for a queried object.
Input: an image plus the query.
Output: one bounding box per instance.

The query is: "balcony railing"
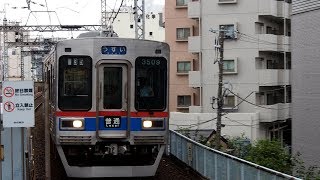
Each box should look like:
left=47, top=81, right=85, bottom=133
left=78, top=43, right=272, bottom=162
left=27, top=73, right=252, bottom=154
left=258, top=103, right=291, bottom=122
left=258, top=69, right=290, bottom=86
left=188, top=71, right=201, bottom=88
left=258, top=0, right=291, bottom=19
left=188, top=1, right=200, bottom=19
left=258, top=34, right=290, bottom=52
left=188, top=36, right=200, bottom=53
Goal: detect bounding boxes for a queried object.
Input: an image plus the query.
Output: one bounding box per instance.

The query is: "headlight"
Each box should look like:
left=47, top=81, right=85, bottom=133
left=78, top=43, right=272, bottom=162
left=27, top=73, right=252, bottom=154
left=142, top=119, right=164, bottom=130
left=73, top=120, right=83, bottom=128
left=143, top=120, right=152, bottom=128
left=60, top=118, right=85, bottom=130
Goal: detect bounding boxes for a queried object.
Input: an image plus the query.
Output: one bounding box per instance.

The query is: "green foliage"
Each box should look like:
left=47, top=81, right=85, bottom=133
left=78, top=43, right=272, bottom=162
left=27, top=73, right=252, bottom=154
left=176, top=127, right=191, bottom=138
left=226, top=133, right=251, bottom=158
left=292, top=152, right=320, bottom=180
left=244, top=139, right=292, bottom=174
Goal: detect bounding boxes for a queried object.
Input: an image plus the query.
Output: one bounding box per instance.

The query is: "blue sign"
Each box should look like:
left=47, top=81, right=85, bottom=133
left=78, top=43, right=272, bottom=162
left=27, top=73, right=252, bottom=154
left=101, top=46, right=127, bottom=55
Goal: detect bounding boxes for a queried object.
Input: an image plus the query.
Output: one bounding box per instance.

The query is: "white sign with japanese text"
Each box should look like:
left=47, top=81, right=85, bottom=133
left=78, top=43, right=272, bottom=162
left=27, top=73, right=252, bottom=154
left=2, top=81, right=35, bottom=127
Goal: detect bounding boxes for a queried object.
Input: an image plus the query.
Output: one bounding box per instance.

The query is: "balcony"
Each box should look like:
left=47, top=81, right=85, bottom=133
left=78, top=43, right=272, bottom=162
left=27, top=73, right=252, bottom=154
left=258, top=103, right=291, bottom=123
left=258, top=0, right=291, bottom=19
left=188, top=1, right=200, bottom=19
left=188, top=36, right=200, bottom=53
left=188, top=71, right=201, bottom=87
left=258, top=69, right=290, bottom=86
left=258, top=34, right=290, bottom=52
left=189, top=106, right=202, bottom=113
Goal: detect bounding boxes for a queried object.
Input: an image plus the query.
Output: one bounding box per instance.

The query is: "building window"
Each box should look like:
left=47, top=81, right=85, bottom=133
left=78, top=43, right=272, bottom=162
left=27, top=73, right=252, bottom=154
left=176, top=28, right=190, bottom=41
left=130, top=24, right=133, bottom=28
left=176, top=0, right=188, bottom=6
left=12, top=50, right=16, bottom=55
left=177, top=95, right=191, bottom=107
left=223, top=58, right=238, bottom=74
left=224, top=95, right=235, bottom=108
left=223, top=60, right=235, bottom=73
left=149, top=32, right=153, bottom=36
left=220, top=24, right=237, bottom=39
left=177, top=61, right=191, bottom=73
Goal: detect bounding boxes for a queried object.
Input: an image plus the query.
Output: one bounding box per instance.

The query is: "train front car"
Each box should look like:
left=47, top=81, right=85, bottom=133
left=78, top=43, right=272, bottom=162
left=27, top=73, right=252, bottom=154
left=48, top=37, right=169, bottom=178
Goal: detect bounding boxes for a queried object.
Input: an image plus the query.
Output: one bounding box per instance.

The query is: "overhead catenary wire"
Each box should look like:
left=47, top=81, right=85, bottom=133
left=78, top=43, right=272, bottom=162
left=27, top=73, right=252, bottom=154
left=112, top=0, right=124, bottom=24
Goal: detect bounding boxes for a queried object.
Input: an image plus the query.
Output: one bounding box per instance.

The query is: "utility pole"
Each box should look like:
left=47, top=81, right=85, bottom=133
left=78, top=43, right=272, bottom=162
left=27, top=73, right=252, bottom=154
left=215, top=26, right=225, bottom=150
left=207, top=26, right=225, bottom=150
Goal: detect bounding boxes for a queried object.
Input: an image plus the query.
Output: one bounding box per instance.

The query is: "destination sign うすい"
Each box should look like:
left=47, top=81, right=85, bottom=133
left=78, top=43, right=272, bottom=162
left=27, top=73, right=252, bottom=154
left=101, top=46, right=127, bottom=55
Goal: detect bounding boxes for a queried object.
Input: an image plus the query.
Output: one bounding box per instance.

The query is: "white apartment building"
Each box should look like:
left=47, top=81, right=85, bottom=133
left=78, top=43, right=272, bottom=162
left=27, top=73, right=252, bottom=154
left=111, top=7, right=165, bottom=41
left=168, top=0, right=292, bottom=144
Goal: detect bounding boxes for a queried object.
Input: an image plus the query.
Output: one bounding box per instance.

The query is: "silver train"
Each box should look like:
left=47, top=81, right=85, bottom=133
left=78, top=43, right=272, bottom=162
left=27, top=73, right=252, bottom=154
left=43, top=34, right=169, bottom=178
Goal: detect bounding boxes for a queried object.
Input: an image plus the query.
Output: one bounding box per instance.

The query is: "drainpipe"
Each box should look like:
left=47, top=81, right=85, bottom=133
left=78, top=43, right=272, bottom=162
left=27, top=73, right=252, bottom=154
left=283, top=1, right=287, bottom=104
left=199, top=0, right=203, bottom=112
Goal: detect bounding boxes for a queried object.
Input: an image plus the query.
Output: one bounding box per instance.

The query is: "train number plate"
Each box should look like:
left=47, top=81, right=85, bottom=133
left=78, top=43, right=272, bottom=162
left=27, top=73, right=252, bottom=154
left=104, top=116, right=121, bottom=128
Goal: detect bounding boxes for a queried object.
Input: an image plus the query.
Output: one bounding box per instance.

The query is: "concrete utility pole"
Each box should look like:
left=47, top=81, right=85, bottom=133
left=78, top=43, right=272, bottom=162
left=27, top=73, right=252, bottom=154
left=215, top=26, right=225, bottom=150
left=207, top=26, right=225, bottom=150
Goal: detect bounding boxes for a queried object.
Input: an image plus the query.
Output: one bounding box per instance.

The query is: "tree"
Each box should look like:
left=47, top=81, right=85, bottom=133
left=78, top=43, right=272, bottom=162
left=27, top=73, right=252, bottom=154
left=245, top=139, right=292, bottom=174
left=292, top=152, right=320, bottom=180
left=226, top=133, right=251, bottom=158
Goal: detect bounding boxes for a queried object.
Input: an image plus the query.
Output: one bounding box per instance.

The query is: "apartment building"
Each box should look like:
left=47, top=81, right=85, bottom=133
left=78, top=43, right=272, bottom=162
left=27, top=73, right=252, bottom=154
left=166, top=0, right=292, bottom=143
left=292, top=0, right=320, bottom=167
left=111, top=7, right=165, bottom=41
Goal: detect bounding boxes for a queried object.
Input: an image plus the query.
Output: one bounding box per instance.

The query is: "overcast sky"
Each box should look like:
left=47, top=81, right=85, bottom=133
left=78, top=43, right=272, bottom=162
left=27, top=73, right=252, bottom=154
left=0, top=0, right=164, bottom=38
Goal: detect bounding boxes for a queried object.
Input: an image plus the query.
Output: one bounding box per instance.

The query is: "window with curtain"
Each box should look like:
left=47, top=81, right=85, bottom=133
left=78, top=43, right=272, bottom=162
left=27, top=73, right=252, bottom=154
left=177, top=95, right=191, bottom=107
left=177, top=61, right=191, bottom=73
left=176, top=0, right=188, bottom=6
left=223, top=60, right=235, bottom=72
left=176, top=28, right=190, bottom=40
left=224, top=96, right=235, bottom=108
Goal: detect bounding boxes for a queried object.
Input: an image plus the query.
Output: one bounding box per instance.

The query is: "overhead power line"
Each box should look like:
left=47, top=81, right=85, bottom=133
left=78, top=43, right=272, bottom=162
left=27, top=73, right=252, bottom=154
left=227, top=89, right=290, bottom=110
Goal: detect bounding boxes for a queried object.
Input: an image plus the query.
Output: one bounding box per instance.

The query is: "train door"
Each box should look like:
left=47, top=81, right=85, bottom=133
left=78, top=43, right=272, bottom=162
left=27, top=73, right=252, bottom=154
left=97, top=62, right=130, bottom=138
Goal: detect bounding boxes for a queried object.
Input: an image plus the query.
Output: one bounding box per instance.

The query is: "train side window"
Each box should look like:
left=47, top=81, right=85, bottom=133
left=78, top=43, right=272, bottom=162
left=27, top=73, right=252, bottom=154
left=135, top=57, right=167, bottom=111
left=58, top=56, right=92, bottom=111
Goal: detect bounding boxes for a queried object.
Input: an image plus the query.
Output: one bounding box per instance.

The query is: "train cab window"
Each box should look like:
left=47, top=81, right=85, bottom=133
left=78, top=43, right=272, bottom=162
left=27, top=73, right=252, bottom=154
left=58, top=56, right=92, bottom=110
left=135, top=57, right=167, bottom=111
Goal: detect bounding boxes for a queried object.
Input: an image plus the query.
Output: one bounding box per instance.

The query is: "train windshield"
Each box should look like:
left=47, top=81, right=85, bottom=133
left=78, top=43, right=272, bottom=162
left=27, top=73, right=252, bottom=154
left=135, top=57, right=167, bottom=111
left=58, top=56, right=92, bottom=110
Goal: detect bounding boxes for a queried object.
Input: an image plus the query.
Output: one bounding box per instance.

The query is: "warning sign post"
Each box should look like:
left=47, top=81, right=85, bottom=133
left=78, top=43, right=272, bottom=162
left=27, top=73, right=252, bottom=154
left=2, top=81, right=35, bottom=127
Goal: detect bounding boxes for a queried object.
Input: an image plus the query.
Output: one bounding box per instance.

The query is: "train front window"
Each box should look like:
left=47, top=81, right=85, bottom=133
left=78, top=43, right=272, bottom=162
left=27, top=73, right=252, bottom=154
left=58, top=56, right=92, bottom=111
left=103, top=67, right=123, bottom=109
left=135, top=57, right=167, bottom=111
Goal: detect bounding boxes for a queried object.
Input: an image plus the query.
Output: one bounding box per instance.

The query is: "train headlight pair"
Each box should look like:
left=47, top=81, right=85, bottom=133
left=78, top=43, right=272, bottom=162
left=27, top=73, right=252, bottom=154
left=60, top=118, right=85, bottom=130
left=142, top=119, right=164, bottom=130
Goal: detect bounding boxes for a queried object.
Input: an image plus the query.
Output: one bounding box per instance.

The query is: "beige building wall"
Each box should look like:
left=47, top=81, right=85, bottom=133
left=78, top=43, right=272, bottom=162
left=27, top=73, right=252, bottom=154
left=165, top=0, right=200, bottom=112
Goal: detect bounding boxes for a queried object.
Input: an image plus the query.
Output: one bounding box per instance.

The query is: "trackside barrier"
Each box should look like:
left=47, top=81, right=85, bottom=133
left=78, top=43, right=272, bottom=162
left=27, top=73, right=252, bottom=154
left=169, top=130, right=302, bottom=180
